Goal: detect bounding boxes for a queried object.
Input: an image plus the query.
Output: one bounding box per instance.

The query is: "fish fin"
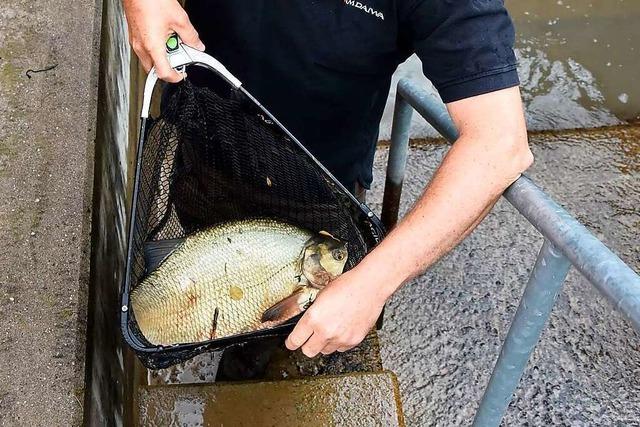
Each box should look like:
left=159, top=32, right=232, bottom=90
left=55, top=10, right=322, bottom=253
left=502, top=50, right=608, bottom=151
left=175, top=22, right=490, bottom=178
left=261, top=290, right=309, bottom=323
left=318, top=230, right=337, bottom=240
left=143, top=238, right=184, bottom=272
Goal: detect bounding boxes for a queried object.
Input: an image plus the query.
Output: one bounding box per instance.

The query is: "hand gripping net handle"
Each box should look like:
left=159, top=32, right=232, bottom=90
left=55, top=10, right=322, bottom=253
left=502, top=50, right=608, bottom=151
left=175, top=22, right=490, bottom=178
left=140, top=36, right=242, bottom=118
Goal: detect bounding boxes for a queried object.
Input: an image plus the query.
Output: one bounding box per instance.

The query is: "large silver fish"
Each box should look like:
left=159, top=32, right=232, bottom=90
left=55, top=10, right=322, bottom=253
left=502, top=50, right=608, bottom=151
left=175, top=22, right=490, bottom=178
left=131, top=219, right=348, bottom=345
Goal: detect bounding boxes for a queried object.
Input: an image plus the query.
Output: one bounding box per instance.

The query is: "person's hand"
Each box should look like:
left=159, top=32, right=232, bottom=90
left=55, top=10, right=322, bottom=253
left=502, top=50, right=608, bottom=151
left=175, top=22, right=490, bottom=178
left=285, top=267, right=389, bottom=357
left=123, top=0, right=205, bottom=82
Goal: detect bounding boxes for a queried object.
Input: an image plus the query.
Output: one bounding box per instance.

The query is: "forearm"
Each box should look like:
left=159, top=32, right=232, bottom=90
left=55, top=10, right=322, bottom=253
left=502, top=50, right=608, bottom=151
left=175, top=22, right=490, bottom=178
left=355, top=101, right=532, bottom=300
left=286, top=87, right=531, bottom=357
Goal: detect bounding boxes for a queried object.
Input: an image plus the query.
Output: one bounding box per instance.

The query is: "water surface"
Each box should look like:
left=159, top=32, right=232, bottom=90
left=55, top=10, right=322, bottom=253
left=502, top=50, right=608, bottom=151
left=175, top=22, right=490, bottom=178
left=381, top=0, right=639, bottom=138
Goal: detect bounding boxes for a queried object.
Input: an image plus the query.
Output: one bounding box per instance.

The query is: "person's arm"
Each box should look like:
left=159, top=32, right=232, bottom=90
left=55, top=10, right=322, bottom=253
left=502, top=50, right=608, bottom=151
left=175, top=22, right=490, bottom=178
left=286, top=85, right=533, bottom=356
left=123, top=0, right=205, bottom=82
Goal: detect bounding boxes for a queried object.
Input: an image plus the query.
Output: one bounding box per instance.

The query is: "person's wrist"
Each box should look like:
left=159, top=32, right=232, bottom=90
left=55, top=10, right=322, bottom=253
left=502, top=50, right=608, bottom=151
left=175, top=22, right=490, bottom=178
left=349, top=257, right=405, bottom=305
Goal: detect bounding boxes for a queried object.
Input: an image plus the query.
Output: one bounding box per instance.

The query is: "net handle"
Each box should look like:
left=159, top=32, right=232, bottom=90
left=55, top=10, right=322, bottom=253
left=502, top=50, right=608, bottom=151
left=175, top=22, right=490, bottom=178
left=141, top=40, right=242, bottom=118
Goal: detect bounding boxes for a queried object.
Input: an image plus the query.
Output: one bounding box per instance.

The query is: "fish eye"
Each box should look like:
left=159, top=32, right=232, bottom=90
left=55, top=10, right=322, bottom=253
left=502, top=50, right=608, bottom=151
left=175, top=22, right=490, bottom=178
left=332, top=249, right=345, bottom=261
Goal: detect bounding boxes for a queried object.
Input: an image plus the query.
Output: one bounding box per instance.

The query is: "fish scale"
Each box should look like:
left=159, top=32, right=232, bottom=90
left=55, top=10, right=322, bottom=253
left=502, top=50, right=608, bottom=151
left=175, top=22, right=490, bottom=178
left=131, top=219, right=314, bottom=345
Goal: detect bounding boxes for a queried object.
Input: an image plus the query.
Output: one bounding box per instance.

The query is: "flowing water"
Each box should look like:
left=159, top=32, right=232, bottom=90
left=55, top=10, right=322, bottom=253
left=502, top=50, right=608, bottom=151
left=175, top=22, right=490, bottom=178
left=380, top=0, right=640, bottom=138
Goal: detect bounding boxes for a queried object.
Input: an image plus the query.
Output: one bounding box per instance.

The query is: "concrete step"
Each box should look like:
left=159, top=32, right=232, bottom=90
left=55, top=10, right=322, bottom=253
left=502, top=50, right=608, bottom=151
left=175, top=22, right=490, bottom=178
left=137, top=371, right=405, bottom=426
left=147, top=331, right=384, bottom=385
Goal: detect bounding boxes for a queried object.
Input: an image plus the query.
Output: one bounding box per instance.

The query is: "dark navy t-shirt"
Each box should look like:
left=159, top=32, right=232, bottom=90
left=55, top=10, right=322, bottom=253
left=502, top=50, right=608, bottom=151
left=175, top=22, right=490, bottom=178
left=185, top=0, right=519, bottom=190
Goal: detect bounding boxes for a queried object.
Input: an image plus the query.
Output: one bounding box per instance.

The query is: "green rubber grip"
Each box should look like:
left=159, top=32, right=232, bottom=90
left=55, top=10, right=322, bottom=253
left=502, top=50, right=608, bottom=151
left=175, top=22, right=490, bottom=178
left=166, top=34, right=180, bottom=53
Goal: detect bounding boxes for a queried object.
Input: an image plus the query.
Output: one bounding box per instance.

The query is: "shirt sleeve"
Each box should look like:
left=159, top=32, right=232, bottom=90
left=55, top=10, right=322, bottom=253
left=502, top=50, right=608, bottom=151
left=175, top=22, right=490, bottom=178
left=402, top=0, right=519, bottom=103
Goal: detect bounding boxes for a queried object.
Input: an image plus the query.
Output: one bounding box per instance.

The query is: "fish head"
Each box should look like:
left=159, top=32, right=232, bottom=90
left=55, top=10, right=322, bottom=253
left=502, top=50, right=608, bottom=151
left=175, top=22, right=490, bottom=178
left=301, top=231, right=348, bottom=289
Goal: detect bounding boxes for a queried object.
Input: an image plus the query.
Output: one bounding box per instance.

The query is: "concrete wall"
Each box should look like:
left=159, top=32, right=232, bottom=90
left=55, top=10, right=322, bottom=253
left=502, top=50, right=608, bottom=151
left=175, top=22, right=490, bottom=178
left=82, top=0, right=139, bottom=424
left=0, top=0, right=100, bottom=425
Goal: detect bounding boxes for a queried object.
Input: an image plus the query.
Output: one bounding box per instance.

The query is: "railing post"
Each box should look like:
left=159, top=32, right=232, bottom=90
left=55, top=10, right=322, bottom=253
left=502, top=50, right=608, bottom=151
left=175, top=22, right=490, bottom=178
left=472, top=240, right=572, bottom=427
left=381, top=94, right=413, bottom=230
left=385, top=79, right=640, bottom=424
left=396, top=79, right=459, bottom=143
left=504, top=176, right=640, bottom=331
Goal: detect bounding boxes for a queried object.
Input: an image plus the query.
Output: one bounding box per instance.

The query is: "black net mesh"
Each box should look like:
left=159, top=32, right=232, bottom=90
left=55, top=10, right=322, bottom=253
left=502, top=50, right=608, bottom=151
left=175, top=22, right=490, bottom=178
left=123, top=77, right=384, bottom=368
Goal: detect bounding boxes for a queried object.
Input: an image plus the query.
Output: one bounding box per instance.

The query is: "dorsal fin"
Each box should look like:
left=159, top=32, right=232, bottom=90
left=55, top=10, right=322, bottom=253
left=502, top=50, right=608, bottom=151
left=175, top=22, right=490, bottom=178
left=318, top=230, right=337, bottom=240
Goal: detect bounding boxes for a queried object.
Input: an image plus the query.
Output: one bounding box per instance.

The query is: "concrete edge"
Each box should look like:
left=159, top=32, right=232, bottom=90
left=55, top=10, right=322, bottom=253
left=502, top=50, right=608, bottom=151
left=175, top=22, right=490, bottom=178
left=73, top=0, right=103, bottom=424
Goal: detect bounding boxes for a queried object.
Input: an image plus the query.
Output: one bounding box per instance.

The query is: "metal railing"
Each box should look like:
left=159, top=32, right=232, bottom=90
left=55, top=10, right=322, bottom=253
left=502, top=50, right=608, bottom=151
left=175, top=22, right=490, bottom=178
left=381, top=79, right=640, bottom=427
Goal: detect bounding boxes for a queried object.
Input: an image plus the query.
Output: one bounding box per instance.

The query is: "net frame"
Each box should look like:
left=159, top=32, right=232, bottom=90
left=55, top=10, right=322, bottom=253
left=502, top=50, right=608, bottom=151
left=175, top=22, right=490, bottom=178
left=120, top=47, right=385, bottom=369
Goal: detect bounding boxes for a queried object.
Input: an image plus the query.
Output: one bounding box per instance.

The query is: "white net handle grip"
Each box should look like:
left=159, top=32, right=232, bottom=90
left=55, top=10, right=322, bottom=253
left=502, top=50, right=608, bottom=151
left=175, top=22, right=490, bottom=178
left=141, top=38, right=242, bottom=118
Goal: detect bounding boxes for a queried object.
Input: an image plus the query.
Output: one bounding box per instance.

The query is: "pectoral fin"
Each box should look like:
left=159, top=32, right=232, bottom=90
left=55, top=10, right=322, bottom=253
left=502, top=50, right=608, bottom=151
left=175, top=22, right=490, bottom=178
left=261, top=289, right=312, bottom=324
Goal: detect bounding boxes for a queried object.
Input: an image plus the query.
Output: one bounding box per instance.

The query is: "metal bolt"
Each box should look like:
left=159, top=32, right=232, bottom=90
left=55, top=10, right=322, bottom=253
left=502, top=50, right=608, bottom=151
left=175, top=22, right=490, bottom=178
left=367, top=211, right=374, bottom=218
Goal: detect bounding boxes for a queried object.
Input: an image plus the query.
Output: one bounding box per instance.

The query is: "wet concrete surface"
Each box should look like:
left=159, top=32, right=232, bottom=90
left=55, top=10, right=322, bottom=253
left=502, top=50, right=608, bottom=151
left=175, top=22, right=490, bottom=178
left=0, top=0, right=98, bottom=425
left=138, top=371, right=404, bottom=426
left=370, top=126, right=640, bottom=425
left=381, top=0, right=640, bottom=138
left=146, top=331, right=383, bottom=386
